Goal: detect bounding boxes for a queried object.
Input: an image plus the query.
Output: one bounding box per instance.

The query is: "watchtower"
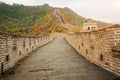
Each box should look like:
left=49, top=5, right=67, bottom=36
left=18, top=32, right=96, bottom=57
left=83, top=19, right=97, bottom=31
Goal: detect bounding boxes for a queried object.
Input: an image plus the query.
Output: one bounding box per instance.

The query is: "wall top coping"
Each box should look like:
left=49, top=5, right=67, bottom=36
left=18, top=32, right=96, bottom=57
left=0, top=32, right=49, bottom=38
left=80, top=24, right=120, bottom=34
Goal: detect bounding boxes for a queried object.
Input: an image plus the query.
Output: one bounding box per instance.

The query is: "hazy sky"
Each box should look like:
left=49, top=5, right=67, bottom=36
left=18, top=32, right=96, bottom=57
left=1, top=0, right=120, bottom=24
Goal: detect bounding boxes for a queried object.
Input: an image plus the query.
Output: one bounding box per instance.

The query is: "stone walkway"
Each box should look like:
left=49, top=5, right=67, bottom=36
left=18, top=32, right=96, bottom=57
left=3, top=37, right=118, bottom=80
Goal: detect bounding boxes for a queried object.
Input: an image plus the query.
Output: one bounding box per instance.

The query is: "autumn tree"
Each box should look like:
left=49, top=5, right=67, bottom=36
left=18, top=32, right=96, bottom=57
left=33, top=26, right=41, bottom=35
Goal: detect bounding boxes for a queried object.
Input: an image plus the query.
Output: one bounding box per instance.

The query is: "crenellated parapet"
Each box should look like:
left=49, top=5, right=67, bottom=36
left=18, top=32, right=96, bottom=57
left=0, top=33, right=56, bottom=74
left=66, top=24, right=120, bottom=76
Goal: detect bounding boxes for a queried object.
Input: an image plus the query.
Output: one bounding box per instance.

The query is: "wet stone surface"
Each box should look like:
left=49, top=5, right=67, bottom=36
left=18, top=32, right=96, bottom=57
left=2, top=37, right=118, bottom=80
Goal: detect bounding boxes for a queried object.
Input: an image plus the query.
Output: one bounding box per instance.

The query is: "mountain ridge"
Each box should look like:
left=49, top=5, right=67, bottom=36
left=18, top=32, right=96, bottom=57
left=54, top=7, right=112, bottom=29
left=0, top=2, right=113, bottom=35
left=0, top=2, right=65, bottom=36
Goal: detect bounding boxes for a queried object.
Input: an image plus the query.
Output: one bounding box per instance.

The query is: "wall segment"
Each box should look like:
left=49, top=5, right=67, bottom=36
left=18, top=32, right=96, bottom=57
left=0, top=33, right=55, bottom=74
left=66, top=25, right=120, bottom=76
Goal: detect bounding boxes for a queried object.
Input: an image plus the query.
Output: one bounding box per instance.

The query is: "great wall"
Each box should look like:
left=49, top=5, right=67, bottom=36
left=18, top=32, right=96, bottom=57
left=66, top=24, right=120, bottom=76
left=0, top=25, right=120, bottom=79
left=53, top=8, right=120, bottom=76
left=0, top=33, right=56, bottom=75
left=0, top=7, right=120, bottom=80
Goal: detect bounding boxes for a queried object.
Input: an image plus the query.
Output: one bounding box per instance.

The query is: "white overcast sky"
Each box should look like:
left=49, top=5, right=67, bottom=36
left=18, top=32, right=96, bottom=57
left=1, top=0, right=120, bottom=24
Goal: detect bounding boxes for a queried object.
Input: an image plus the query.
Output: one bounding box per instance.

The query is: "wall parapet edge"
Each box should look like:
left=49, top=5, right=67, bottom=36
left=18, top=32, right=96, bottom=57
left=65, top=25, right=120, bottom=76
left=0, top=33, right=56, bottom=74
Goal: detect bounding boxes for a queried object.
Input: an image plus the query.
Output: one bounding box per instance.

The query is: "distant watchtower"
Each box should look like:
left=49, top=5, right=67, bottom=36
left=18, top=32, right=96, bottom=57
left=83, top=19, right=97, bottom=31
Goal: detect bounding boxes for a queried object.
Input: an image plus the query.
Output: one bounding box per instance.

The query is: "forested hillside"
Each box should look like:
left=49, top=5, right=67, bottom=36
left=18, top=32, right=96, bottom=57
left=0, top=2, right=65, bottom=36
left=0, top=2, right=112, bottom=36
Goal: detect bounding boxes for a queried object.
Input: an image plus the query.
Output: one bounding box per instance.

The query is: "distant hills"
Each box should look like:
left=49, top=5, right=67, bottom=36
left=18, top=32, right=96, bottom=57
left=55, top=7, right=86, bottom=27
left=55, top=7, right=112, bottom=29
left=0, top=2, right=112, bottom=36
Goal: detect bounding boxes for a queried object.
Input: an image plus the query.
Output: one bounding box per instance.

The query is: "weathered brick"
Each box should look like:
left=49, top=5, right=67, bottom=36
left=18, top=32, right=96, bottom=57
left=66, top=25, right=120, bottom=76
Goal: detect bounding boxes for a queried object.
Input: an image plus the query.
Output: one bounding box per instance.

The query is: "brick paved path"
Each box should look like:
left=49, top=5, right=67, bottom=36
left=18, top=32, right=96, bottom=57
left=3, top=37, right=118, bottom=80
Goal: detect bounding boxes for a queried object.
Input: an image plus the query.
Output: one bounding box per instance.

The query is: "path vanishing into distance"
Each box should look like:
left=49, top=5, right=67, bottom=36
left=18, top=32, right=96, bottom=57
left=2, top=37, right=118, bottom=80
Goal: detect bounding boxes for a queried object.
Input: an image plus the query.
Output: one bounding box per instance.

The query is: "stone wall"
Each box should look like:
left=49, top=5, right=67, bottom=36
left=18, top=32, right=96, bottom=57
left=0, top=33, right=55, bottom=74
left=66, top=25, right=120, bottom=76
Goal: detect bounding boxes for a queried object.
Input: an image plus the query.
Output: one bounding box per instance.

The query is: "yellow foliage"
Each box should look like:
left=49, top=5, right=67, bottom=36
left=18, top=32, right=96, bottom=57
left=73, top=27, right=83, bottom=33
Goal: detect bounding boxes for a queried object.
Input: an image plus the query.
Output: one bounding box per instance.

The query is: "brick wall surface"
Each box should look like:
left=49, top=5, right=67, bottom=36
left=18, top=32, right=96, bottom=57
left=0, top=34, right=55, bottom=74
left=66, top=25, right=120, bottom=76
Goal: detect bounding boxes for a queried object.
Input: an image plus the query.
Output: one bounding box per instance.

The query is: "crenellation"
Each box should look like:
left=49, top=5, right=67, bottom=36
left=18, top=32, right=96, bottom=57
left=66, top=25, right=120, bottom=76
left=0, top=34, right=55, bottom=74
